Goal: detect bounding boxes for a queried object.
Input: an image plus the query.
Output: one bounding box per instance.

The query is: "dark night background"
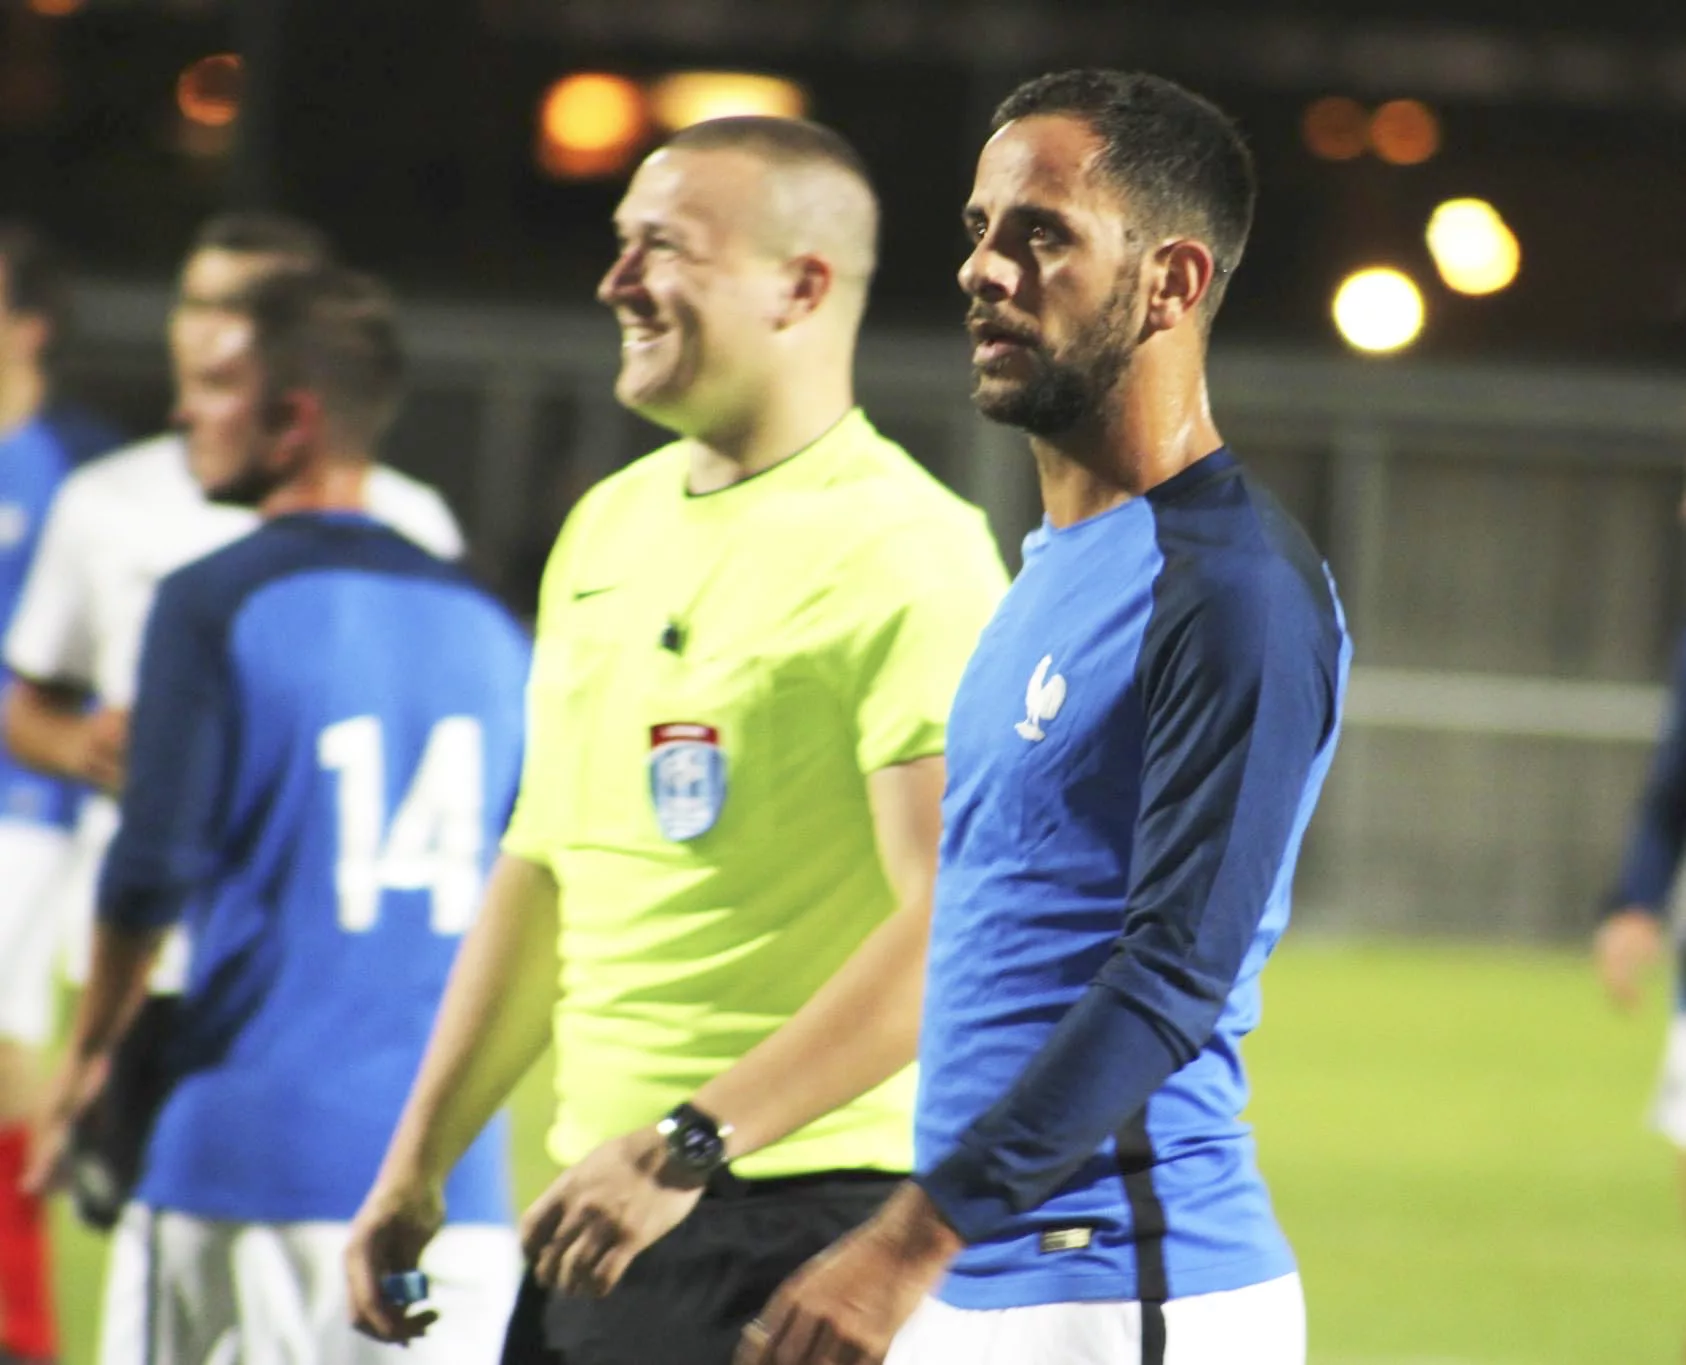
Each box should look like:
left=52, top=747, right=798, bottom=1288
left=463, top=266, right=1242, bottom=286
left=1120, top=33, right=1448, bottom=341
left=3, top=0, right=1685, bottom=363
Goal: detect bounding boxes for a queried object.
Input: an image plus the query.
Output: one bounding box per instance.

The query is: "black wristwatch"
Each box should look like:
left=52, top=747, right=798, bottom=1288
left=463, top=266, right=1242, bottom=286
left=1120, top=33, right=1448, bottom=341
left=656, top=1101, right=734, bottom=1182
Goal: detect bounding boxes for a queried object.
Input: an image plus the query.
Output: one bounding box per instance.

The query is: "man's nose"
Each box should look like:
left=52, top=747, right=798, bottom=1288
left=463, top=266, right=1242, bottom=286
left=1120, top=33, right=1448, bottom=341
left=959, top=240, right=1019, bottom=304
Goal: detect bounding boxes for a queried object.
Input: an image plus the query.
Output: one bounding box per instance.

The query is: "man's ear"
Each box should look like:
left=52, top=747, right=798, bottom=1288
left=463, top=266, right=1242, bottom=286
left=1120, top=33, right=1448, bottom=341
left=775, top=255, right=833, bottom=328
left=1143, top=238, right=1217, bottom=335
left=265, top=387, right=326, bottom=454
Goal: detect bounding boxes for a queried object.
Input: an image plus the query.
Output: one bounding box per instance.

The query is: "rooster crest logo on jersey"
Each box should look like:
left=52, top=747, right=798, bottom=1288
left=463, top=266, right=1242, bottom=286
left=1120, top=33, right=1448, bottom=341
left=649, top=722, right=728, bottom=840
left=1015, top=655, right=1067, bottom=741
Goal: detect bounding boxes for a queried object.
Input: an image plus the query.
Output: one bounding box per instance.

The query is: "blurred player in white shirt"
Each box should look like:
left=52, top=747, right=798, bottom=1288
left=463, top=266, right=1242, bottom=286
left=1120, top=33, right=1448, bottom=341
left=0, top=214, right=463, bottom=1354
left=6, top=213, right=462, bottom=990
left=0, top=220, right=122, bottom=1365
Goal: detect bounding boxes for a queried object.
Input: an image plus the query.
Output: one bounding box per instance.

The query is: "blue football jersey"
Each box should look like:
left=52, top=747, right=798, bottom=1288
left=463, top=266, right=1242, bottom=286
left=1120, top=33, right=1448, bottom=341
left=914, top=448, right=1349, bottom=1309
left=0, top=404, right=119, bottom=826
left=100, top=511, right=529, bottom=1224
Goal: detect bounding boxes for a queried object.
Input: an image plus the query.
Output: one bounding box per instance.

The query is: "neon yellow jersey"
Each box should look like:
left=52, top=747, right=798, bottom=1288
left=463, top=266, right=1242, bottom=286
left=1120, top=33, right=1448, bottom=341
left=504, top=409, right=1007, bottom=1177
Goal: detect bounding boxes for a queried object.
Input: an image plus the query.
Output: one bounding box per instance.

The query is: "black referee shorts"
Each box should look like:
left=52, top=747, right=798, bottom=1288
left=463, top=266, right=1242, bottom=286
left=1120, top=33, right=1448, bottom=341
left=500, top=1168, right=900, bottom=1365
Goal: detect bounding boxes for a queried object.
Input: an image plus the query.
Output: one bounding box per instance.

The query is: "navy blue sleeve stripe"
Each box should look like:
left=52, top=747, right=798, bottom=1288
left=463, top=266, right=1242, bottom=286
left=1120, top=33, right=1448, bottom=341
left=1115, top=1111, right=1170, bottom=1304
left=916, top=990, right=1188, bottom=1242
left=1609, top=632, right=1686, bottom=916
left=917, top=522, right=1342, bottom=1245
left=99, top=572, right=235, bottom=930
left=1105, top=558, right=1337, bottom=1059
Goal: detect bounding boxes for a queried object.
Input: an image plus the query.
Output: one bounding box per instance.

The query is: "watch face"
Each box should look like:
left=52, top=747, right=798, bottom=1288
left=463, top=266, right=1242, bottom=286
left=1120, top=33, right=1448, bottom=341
left=674, top=1122, right=723, bottom=1171
left=663, top=1105, right=726, bottom=1174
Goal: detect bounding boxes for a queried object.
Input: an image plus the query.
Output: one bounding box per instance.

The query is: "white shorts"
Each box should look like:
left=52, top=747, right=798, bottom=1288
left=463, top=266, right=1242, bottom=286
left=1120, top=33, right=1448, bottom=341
left=886, top=1272, right=1305, bottom=1365
left=0, top=819, right=72, bottom=1045
left=99, top=1203, right=523, bottom=1365
left=1651, top=1015, right=1686, bottom=1147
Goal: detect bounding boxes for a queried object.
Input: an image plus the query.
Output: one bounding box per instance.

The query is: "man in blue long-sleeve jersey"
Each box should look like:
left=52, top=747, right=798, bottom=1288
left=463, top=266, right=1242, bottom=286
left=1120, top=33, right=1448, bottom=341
left=1598, top=623, right=1686, bottom=1211
left=28, top=265, right=525, bottom=1362
left=740, top=70, right=1349, bottom=1365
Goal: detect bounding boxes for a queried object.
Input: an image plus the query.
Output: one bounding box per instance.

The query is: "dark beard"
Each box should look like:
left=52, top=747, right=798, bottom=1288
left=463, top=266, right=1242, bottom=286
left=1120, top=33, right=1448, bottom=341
left=970, top=275, right=1138, bottom=437
left=203, top=445, right=307, bottom=509
left=972, top=350, right=1104, bottom=436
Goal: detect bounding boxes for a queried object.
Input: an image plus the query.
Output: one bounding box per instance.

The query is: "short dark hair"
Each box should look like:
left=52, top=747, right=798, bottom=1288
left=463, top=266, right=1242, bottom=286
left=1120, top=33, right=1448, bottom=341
left=190, top=212, right=335, bottom=267
left=236, top=265, right=404, bottom=451
left=993, top=70, right=1256, bottom=317
left=0, top=220, right=71, bottom=338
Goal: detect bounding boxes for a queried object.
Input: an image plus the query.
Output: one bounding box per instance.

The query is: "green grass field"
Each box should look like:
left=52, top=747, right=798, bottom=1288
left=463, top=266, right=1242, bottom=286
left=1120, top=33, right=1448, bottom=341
left=45, top=941, right=1686, bottom=1363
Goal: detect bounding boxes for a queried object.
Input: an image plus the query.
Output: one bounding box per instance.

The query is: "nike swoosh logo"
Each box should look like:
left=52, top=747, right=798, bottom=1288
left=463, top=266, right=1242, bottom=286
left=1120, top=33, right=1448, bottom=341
left=572, top=586, right=618, bottom=600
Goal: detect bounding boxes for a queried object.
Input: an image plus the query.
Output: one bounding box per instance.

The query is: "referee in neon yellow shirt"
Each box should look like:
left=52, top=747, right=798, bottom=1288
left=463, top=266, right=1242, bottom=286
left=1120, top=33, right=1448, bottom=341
left=346, top=117, right=1007, bottom=1363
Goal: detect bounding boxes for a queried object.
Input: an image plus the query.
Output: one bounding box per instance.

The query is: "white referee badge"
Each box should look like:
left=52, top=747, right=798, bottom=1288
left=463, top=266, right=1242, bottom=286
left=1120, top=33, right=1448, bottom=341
left=649, top=722, right=728, bottom=840
left=1015, top=654, right=1067, bottom=741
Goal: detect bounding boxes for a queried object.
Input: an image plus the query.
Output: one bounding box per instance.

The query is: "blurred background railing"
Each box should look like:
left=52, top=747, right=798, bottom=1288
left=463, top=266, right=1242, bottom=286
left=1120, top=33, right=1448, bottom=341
left=64, top=279, right=1686, bottom=942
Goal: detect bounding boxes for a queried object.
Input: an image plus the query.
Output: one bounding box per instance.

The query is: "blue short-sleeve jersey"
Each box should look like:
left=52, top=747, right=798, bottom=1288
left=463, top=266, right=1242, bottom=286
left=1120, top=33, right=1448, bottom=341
left=99, top=511, right=529, bottom=1224
left=0, top=404, right=119, bottom=826
left=914, top=448, right=1349, bottom=1309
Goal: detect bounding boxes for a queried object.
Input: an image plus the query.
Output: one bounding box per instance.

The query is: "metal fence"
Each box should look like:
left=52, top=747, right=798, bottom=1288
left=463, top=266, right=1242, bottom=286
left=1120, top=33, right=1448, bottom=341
left=68, top=280, right=1686, bottom=940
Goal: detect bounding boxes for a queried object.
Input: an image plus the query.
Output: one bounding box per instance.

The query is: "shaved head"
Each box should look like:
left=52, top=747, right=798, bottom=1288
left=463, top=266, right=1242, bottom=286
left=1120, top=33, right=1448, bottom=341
left=662, top=116, right=879, bottom=295
left=600, top=116, right=878, bottom=443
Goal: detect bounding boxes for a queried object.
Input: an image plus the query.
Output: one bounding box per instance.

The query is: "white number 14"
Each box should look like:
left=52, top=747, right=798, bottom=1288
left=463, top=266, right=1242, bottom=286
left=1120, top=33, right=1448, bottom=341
left=318, top=714, right=485, bottom=934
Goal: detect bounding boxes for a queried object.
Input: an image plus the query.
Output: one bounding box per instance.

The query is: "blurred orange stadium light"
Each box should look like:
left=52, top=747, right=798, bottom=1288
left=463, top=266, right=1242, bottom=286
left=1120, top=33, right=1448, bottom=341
left=1302, top=95, right=1369, bottom=161
left=1304, top=95, right=1441, bottom=165
left=1369, top=98, right=1441, bottom=165
left=648, top=72, right=807, bottom=131
left=535, top=72, right=647, bottom=180
left=176, top=53, right=243, bottom=129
